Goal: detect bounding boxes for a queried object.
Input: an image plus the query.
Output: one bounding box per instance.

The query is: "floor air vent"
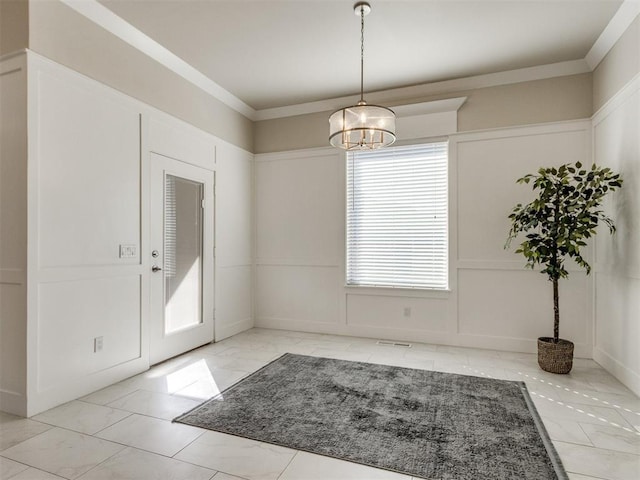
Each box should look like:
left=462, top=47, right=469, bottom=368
left=376, top=340, right=412, bottom=348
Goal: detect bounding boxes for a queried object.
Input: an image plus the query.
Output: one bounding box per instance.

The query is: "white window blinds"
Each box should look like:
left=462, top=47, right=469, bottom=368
left=346, top=142, right=448, bottom=289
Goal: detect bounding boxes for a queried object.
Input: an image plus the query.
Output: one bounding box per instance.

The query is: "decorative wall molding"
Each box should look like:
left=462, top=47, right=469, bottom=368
left=586, top=0, right=640, bottom=70
left=592, top=70, right=640, bottom=124
left=255, top=62, right=589, bottom=121
left=593, top=347, right=640, bottom=397
left=59, top=0, right=255, bottom=119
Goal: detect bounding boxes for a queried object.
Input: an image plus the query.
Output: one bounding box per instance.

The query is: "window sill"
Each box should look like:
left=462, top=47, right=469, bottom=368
left=344, top=284, right=451, bottom=299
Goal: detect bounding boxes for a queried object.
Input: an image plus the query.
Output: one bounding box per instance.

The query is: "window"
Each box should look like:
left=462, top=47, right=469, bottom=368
left=346, top=142, right=448, bottom=289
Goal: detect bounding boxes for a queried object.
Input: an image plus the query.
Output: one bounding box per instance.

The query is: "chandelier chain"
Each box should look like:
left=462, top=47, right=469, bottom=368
left=360, top=4, right=365, bottom=103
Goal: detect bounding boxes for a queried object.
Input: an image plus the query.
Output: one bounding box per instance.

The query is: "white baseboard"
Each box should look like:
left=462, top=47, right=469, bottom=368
left=216, top=318, right=254, bottom=342
left=26, top=357, right=148, bottom=417
left=593, top=347, right=640, bottom=397
left=256, top=316, right=450, bottom=344
left=255, top=317, right=595, bottom=357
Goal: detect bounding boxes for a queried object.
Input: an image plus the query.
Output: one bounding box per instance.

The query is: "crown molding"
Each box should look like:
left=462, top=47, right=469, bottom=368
left=254, top=60, right=589, bottom=121
left=585, top=0, right=640, bottom=70
left=59, top=0, right=257, bottom=120
left=58, top=0, right=637, bottom=123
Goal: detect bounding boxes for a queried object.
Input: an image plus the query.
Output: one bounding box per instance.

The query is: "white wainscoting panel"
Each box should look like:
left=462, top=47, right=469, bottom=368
left=346, top=293, right=448, bottom=332
left=214, top=141, right=254, bottom=340
left=257, top=265, right=341, bottom=325
left=592, top=73, right=640, bottom=395
left=35, top=67, right=141, bottom=269
left=37, top=275, right=142, bottom=392
left=458, top=269, right=589, bottom=348
left=216, top=143, right=252, bottom=267
left=215, top=265, right=253, bottom=340
left=457, top=124, right=590, bottom=263
left=148, top=116, right=216, bottom=170
left=256, top=150, right=343, bottom=264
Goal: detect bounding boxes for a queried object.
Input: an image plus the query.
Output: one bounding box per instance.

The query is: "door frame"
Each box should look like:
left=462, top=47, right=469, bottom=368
left=148, top=151, right=215, bottom=365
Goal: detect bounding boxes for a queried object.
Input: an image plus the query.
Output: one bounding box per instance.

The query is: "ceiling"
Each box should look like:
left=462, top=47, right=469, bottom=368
left=98, top=0, right=623, bottom=111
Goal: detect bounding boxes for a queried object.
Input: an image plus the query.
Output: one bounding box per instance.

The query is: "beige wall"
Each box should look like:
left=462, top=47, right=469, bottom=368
left=28, top=0, right=253, bottom=152
left=593, top=15, right=640, bottom=112
left=254, top=74, right=592, bottom=154
left=0, top=0, right=28, bottom=55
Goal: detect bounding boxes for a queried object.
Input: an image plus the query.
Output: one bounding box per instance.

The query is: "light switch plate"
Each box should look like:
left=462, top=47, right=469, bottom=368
left=119, top=244, right=137, bottom=258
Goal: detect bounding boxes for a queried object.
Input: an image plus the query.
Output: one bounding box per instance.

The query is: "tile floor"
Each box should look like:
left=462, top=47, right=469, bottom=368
left=1, top=328, right=639, bottom=480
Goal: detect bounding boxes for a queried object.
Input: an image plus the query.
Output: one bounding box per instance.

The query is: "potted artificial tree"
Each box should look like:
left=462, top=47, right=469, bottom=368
left=506, top=162, right=622, bottom=374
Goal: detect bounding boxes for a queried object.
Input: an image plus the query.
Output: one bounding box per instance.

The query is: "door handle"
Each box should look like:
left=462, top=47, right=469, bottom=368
left=152, top=265, right=162, bottom=272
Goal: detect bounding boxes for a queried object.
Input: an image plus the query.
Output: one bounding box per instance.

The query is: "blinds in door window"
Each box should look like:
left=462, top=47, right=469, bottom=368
left=346, top=142, right=449, bottom=289
left=164, top=174, right=177, bottom=277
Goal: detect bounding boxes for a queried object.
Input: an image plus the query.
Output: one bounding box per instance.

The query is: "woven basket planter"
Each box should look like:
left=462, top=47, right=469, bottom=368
left=538, top=337, right=574, bottom=374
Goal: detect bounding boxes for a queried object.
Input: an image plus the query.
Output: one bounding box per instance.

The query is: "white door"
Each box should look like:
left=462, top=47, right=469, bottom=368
left=149, top=153, right=215, bottom=365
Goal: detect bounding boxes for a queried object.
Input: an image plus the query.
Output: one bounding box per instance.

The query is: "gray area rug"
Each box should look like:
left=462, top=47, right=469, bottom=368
left=175, top=353, right=567, bottom=480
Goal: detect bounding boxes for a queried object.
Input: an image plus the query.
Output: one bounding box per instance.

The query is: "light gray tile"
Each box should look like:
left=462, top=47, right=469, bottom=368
left=0, top=457, right=29, bottom=479
left=76, top=447, right=215, bottom=480
left=0, top=412, right=52, bottom=451
left=10, top=468, right=66, bottom=479
left=579, top=423, right=640, bottom=455
left=96, top=414, right=204, bottom=457
left=81, top=383, right=140, bottom=406
left=175, top=431, right=295, bottom=480
left=211, top=474, right=247, bottom=480
left=32, top=401, right=130, bottom=435
left=567, top=473, right=607, bottom=480
left=532, top=394, right=631, bottom=428
left=555, top=441, right=640, bottom=480
left=542, top=417, right=593, bottom=446
left=279, top=452, right=411, bottom=480
left=1, top=428, right=124, bottom=479
left=309, top=348, right=371, bottom=362
left=106, top=390, right=200, bottom=420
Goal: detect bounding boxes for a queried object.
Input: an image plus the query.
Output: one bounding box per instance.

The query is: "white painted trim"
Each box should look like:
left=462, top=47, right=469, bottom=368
left=215, top=318, right=254, bottom=342
left=217, top=258, right=253, bottom=268
left=255, top=146, right=339, bottom=162
left=593, top=347, right=640, bottom=397
left=594, top=265, right=640, bottom=280
left=255, top=317, right=593, bottom=358
left=586, top=0, right=640, bottom=70
left=59, top=0, right=256, bottom=120
left=37, top=267, right=144, bottom=284
left=256, top=259, right=340, bottom=267
left=592, top=70, right=640, bottom=125
left=457, top=260, right=588, bottom=273
left=255, top=60, right=589, bottom=121
left=389, top=97, right=467, bottom=117
left=451, top=119, right=592, bottom=143
left=27, top=357, right=148, bottom=416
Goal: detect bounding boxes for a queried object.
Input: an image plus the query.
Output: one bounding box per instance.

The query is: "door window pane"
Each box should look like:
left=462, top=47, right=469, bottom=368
left=164, top=174, right=203, bottom=334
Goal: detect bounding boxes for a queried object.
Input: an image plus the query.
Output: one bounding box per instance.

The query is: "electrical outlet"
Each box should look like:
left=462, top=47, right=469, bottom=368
left=119, top=244, right=137, bottom=259
left=94, top=336, right=104, bottom=353
left=403, top=307, right=411, bottom=317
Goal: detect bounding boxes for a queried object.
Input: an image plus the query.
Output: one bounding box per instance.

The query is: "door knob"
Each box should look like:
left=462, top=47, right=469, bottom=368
left=152, top=265, right=162, bottom=272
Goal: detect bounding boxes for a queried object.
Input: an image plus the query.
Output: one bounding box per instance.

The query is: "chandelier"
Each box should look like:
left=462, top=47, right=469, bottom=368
left=329, top=2, right=396, bottom=150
